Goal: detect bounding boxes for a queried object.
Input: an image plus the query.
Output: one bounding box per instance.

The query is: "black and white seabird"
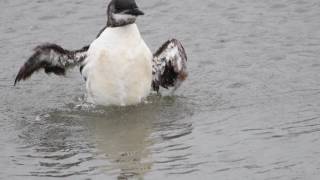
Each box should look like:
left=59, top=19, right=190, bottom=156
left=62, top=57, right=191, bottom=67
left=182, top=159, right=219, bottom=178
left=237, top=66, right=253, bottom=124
left=14, top=0, right=188, bottom=106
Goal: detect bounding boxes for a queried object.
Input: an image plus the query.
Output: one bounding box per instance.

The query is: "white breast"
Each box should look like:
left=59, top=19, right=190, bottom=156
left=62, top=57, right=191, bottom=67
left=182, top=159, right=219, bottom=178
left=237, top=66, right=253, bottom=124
left=82, top=24, right=153, bottom=106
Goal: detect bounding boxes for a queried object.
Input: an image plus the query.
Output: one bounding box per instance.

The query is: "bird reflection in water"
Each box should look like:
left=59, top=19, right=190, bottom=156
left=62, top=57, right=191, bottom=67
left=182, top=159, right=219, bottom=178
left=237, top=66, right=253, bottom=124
left=19, top=96, right=193, bottom=179
left=86, top=105, right=156, bottom=180
left=77, top=96, right=193, bottom=179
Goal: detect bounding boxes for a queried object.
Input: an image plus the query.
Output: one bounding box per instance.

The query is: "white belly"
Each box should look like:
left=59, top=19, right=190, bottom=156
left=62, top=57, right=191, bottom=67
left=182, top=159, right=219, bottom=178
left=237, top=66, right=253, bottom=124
left=82, top=24, right=153, bottom=106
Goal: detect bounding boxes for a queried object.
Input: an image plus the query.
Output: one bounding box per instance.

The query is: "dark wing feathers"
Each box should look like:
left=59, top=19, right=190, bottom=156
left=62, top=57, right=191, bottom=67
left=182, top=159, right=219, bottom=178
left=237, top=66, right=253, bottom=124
left=15, top=38, right=188, bottom=94
left=152, top=39, right=188, bottom=92
left=14, top=43, right=89, bottom=85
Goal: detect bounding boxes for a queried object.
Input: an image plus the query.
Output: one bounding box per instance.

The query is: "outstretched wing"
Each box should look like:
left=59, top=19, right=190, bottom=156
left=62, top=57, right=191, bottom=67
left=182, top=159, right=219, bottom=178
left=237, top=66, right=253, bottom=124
left=14, top=44, right=89, bottom=85
left=152, top=39, right=188, bottom=92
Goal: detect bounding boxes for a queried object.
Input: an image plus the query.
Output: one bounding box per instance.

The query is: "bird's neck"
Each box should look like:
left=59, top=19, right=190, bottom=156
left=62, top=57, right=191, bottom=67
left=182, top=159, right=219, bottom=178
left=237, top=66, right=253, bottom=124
left=98, top=23, right=142, bottom=47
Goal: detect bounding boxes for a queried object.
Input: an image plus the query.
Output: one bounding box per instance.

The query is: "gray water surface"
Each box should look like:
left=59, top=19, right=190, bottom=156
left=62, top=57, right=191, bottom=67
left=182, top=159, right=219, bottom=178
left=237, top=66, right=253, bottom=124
left=1, top=0, right=320, bottom=179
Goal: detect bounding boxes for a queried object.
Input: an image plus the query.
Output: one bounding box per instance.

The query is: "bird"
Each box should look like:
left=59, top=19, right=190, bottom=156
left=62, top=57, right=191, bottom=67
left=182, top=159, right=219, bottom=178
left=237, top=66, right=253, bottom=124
left=14, top=0, right=188, bottom=106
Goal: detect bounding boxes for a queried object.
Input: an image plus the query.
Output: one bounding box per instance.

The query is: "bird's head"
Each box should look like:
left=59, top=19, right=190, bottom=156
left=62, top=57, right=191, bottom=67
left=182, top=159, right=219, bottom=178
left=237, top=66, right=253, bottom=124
left=107, top=0, right=144, bottom=27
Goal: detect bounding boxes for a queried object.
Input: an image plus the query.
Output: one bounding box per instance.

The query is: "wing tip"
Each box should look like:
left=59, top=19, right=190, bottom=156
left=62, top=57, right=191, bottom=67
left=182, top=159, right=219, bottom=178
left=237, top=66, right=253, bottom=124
left=13, top=79, right=18, bottom=86
left=14, top=65, right=24, bottom=86
left=14, top=74, right=20, bottom=86
left=14, top=64, right=30, bottom=86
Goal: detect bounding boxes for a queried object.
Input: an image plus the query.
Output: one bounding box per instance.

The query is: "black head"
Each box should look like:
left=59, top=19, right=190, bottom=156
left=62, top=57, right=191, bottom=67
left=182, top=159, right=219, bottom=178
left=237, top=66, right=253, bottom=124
left=107, top=0, right=144, bottom=27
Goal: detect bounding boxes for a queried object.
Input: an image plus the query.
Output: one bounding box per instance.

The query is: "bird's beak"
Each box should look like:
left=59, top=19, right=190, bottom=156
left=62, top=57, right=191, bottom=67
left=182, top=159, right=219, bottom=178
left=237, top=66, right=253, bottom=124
left=124, top=8, right=144, bottom=16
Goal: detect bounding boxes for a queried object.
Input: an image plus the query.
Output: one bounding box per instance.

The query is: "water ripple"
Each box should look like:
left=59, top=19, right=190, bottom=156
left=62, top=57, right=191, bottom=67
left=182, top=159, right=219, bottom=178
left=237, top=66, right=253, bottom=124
left=1, top=0, right=320, bottom=179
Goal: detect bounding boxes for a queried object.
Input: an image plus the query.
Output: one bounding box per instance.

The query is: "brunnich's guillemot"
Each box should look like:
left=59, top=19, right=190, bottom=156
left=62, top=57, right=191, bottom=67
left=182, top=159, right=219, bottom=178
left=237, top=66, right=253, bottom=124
left=14, top=0, right=188, bottom=106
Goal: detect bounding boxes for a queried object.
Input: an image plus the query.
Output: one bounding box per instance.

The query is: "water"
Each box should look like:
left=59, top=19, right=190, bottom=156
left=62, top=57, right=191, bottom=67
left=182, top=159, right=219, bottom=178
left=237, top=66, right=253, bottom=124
left=1, top=0, right=320, bottom=179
